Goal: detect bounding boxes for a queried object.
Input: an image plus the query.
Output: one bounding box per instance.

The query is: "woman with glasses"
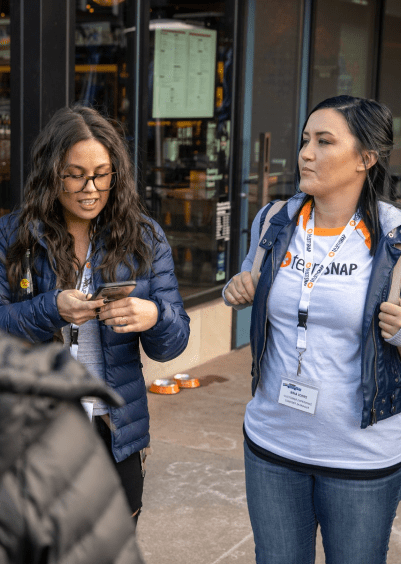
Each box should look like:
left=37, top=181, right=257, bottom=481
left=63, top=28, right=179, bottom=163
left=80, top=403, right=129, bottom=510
left=0, top=105, right=190, bottom=522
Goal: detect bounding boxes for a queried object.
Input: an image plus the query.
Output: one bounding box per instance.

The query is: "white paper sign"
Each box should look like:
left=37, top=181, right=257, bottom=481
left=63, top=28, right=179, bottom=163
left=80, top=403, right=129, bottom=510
left=153, top=28, right=217, bottom=118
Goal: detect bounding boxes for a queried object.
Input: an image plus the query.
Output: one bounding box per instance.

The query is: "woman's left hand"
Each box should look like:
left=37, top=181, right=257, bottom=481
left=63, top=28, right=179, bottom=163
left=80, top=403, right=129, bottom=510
left=97, top=297, right=159, bottom=333
left=379, top=300, right=401, bottom=339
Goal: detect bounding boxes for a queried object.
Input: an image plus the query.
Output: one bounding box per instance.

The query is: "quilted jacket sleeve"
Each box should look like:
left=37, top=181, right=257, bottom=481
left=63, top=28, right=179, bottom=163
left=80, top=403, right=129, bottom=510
left=0, top=217, right=67, bottom=343
left=0, top=406, right=145, bottom=564
left=139, top=223, right=190, bottom=362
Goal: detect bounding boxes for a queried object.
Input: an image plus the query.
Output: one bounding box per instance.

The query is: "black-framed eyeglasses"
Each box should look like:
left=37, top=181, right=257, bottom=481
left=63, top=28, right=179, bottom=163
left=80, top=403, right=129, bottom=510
left=59, top=172, right=117, bottom=193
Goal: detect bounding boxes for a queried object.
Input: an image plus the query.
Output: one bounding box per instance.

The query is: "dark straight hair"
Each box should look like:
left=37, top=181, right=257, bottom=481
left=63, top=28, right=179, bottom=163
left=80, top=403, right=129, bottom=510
left=296, top=95, right=396, bottom=255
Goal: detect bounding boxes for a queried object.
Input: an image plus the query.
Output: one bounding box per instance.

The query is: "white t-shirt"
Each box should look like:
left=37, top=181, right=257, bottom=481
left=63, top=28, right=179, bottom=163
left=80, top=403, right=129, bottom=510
left=62, top=257, right=108, bottom=417
left=245, top=201, right=401, bottom=470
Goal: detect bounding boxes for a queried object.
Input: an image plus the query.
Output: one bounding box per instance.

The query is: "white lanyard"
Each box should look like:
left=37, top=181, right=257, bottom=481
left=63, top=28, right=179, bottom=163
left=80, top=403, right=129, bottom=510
left=296, top=208, right=359, bottom=376
left=70, top=243, right=92, bottom=361
left=69, top=244, right=95, bottom=421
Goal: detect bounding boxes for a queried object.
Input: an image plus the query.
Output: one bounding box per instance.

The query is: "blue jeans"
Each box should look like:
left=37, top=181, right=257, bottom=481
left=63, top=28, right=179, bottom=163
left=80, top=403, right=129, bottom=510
left=244, top=441, right=401, bottom=564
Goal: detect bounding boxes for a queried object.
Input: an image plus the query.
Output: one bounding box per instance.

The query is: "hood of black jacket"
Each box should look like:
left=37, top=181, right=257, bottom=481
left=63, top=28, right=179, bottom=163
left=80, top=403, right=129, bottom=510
left=0, top=332, right=124, bottom=477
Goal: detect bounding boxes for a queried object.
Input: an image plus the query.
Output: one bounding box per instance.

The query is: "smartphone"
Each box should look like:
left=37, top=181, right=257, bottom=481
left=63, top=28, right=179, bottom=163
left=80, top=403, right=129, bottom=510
left=90, top=281, right=136, bottom=301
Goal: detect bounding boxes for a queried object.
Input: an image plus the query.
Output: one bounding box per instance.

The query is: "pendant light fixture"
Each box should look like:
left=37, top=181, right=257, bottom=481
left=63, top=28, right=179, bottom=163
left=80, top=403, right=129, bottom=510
left=92, top=0, right=125, bottom=6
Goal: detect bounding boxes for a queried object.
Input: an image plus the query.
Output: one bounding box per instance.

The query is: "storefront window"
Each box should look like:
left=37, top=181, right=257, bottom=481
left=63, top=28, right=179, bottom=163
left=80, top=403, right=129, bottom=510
left=379, top=0, right=401, bottom=195
left=0, top=3, right=10, bottom=217
left=75, top=1, right=234, bottom=300
left=309, top=0, right=376, bottom=110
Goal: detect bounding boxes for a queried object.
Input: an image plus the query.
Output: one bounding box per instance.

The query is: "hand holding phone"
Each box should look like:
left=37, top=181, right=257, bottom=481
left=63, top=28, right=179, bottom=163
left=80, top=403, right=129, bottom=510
left=57, top=289, right=106, bottom=325
left=90, top=281, right=136, bottom=302
left=99, top=295, right=158, bottom=332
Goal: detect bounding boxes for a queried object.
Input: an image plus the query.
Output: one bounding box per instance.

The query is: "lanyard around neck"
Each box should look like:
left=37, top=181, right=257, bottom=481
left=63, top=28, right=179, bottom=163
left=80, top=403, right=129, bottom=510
left=70, top=243, right=92, bottom=360
left=296, top=207, right=359, bottom=374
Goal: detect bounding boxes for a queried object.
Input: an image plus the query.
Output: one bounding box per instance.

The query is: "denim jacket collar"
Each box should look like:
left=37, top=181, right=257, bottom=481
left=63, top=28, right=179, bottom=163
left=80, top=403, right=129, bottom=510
left=270, top=193, right=401, bottom=245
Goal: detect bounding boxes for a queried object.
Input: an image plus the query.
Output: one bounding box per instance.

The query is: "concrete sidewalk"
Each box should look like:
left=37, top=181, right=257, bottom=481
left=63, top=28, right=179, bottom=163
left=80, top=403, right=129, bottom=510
left=136, top=345, right=401, bottom=564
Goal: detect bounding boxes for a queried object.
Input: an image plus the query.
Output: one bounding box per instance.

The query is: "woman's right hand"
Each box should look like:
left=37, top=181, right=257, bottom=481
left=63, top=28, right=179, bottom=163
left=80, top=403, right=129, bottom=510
left=57, top=290, right=104, bottom=325
left=224, top=271, right=256, bottom=306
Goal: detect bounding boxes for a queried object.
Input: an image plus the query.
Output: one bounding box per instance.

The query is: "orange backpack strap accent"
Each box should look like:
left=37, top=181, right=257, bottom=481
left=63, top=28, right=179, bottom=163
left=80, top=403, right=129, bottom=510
left=251, top=200, right=286, bottom=289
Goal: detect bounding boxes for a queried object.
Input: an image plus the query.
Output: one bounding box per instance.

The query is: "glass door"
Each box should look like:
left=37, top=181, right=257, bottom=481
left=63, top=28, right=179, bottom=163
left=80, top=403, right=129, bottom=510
left=235, top=0, right=304, bottom=347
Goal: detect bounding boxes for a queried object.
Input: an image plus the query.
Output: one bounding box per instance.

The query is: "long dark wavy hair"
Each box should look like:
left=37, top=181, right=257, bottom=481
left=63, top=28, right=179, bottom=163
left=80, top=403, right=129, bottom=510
left=7, top=105, right=160, bottom=290
left=296, top=95, right=396, bottom=255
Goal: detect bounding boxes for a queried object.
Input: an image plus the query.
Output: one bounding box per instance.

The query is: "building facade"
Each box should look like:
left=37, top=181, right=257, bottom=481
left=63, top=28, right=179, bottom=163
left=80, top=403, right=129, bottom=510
left=1, top=0, right=401, bottom=380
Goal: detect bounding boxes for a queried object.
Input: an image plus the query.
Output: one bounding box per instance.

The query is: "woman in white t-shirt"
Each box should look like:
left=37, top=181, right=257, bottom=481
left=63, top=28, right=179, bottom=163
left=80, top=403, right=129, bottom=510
left=224, top=96, right=401, bottom=564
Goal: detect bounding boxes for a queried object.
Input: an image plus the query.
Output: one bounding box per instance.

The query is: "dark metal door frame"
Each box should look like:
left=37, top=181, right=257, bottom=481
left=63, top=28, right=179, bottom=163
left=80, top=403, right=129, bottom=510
left=228, top=0, right=251, bottom=279
left=229, top=0, right=255, bottom=348
left=126, top=0, right=150, bottom=201
left=10, top=0, right=75, bottom=209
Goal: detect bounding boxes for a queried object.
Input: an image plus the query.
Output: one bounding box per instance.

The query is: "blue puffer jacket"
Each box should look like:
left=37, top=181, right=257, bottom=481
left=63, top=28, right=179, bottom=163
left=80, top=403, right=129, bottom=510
left=0, top=212, right=190, bottom=462
left=251, top=193, right=401, bottom=429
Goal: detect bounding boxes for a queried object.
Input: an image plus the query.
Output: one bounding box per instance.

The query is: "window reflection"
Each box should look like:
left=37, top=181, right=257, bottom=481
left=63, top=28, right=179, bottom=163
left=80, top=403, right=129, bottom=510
left=309, top=0, right=375, bottom=109
left=246, top=0, right=303, bottom=242
left=146, top=7, right=232, bottom=297
left=0, top=6, right=10, bottom=217
left=379, top=0, right=401, bottom=196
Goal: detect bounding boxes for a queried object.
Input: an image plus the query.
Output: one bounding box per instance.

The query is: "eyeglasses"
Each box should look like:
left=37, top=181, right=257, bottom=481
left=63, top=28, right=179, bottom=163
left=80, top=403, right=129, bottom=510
left=59, top=172, right=117, bottom=193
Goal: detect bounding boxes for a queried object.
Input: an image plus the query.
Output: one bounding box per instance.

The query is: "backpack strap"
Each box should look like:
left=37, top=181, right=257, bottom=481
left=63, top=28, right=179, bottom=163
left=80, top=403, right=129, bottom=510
left=387, top=245, right=401, bottom=305
left=387, top=244, right=401, bottom=358
left=251, top=200, right=286, bottom=288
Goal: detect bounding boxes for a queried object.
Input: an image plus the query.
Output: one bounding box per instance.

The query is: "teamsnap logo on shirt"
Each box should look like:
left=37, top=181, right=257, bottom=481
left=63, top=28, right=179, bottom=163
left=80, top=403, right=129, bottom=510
left=281, top=252, right=358, bottom=276
left=279, top=201, right=370, bottom=277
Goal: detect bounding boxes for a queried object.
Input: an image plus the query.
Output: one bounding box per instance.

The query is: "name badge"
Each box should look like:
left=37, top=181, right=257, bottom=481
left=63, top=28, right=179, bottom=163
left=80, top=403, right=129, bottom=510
left=278, top=377, right=319, bottom=415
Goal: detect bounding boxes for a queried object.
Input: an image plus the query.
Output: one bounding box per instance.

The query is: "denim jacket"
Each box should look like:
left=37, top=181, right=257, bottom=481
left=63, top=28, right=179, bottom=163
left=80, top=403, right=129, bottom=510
left=249, top=193, right=401, bottom=429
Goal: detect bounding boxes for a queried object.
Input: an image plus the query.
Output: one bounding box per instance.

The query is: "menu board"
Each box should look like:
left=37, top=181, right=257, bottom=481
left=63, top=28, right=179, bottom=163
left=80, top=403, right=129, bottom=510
left=153, top=28, right=217, bottom=119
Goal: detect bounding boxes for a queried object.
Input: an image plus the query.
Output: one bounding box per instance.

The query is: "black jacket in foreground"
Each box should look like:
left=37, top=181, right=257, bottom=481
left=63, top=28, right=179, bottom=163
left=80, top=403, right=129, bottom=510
left=0, top=333, right=145, bottom=564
